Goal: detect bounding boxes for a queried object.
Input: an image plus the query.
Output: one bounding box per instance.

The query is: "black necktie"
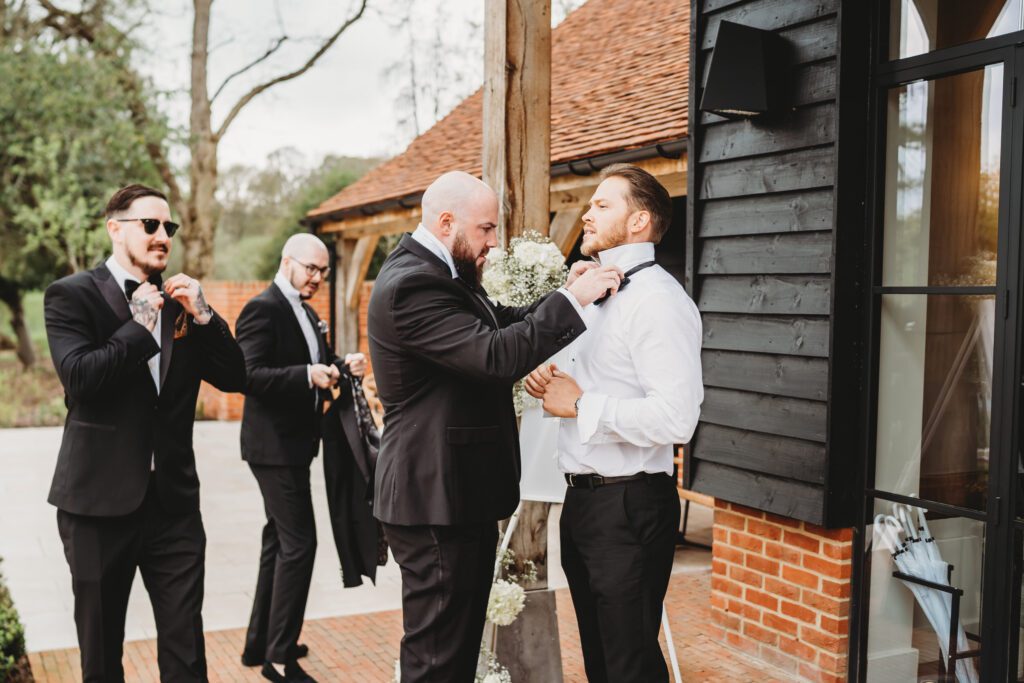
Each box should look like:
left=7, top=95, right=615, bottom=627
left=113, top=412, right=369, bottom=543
left=594, top=260, right=656, bottom=306
left=124, top=273, right=163, bottom=301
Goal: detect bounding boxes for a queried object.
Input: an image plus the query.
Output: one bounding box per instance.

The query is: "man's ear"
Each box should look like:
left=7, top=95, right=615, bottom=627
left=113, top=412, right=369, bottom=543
left=439, top=210, right=454, bottom=236
left=106, top=218, right=121, bottom=243
left=629, top=210, right=651, bottom=235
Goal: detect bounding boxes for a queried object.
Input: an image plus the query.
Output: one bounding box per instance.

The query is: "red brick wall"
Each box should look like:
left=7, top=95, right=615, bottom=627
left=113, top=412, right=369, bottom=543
left=196, top=280, right=330, bottom=421
left=709, top=501, right=853, bottom=682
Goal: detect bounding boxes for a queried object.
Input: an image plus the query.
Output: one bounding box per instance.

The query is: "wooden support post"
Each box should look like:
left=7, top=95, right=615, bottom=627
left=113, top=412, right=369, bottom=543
left=345, top=235, right=380, bottom=310
left=483, top=0, right=551, bottom=242
left=335, top=237, right=360, bottom=354
left=484, top=1, right=560, bottom=679
left=550, top=207, right=586, bottom=257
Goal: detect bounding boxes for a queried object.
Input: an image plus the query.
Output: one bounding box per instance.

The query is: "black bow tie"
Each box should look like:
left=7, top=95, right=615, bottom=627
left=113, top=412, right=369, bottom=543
left=594, top=261, right=656, bottom=306
left=124, top=273, right=163, bottom=300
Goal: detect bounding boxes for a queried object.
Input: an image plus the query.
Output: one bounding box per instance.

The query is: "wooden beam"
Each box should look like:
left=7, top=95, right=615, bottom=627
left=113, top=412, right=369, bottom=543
left=335, top=238, right=359, bottom=354
left=550, top=208, right=585, bottom=256
left=318, top=205, right=421, bottom=237
left=483, top=0, right=551, bottom=243
left=346, top=235, right=380, bottom=310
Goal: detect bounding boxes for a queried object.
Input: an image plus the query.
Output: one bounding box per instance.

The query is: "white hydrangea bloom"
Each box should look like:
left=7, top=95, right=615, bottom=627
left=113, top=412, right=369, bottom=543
left=487, top=579, right=526, bottom=627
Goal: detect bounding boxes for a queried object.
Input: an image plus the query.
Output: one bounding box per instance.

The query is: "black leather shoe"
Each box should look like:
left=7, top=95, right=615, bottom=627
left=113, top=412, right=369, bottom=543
left=243, top=643, right=308, bottom=667
left=261, top=661, right=316, bottom=683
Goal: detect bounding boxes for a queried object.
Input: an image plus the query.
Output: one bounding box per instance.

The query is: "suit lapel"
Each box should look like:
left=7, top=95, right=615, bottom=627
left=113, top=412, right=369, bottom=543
left=271, top=283, right=314, bottom=363
left=91, top=265, right=131, bottom=323
left=159, top=296, right=175, bottom=389
left=400, top=235, right=498, bottom=328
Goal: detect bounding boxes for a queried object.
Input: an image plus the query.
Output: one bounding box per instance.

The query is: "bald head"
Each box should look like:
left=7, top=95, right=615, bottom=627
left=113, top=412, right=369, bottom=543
left=281, top=232, right=328, bottom=261
left=420, top=171, right=497, bottom=234
left=280, top=232, right=330, bottom=300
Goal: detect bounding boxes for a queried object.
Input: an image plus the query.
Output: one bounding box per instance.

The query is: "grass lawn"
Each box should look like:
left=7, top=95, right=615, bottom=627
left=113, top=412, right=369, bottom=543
left=0, top=291, right=67, bottom=428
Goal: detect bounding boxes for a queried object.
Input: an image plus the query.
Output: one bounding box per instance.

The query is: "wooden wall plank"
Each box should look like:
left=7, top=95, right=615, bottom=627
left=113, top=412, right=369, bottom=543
left=692, top=423, right=826, bottom=484
left=701, top=387, right=828, bottom=442
left=702, top=313, right=830, bottom=357
left=698, top=232, right=833, bottom=274
left=702, top=349, right=828, bottom=400
left=699, top=190, right=834, bottom=237
left=703, top=0, right=748, bottom=14
left=699, top=146, right=835, bottom=199
left=691, top=460, right=826, bottom=524
left=697, top=275, right=832, bottom=315
left=701, top=0, right=839, bottom=49
left=699, top=103, right=835, bottom=163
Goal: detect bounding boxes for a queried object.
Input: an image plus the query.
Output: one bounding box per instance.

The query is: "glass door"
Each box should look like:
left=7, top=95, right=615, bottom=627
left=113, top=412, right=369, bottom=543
left=860, top=43, right=1024, bottom=682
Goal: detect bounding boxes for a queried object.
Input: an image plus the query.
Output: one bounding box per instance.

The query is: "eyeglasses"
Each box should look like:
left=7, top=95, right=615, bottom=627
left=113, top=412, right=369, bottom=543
left=115, top=218, right=180, bottom=238
left=292, top=258, right=330, bottom=279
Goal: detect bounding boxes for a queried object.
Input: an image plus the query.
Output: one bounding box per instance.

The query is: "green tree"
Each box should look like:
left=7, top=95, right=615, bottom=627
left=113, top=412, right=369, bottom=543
left=0, top=44, right=163, bottom=366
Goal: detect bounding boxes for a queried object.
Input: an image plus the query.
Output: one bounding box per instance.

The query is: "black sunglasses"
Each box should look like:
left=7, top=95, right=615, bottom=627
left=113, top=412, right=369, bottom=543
left=115, top=217, right=180, bottom=238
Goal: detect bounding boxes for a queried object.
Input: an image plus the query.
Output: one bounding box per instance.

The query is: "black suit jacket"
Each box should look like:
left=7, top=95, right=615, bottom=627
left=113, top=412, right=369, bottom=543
left=236, top=283, right=349, bottom=466
left=368, top=235, right=585, bottom=526
left=44, top=264, right=246, bottom=517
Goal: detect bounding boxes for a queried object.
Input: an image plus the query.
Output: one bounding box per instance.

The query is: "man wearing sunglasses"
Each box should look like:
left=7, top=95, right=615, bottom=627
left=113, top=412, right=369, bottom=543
left=234, top=233, right=368, bottom=683
left=43, top=183, right=246, bottom=682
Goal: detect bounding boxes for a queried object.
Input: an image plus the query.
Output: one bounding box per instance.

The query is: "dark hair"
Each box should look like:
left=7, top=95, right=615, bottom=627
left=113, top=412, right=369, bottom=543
left=598, top=163, right=672, bottom=243
left=105, top=184, right=168, bottom=218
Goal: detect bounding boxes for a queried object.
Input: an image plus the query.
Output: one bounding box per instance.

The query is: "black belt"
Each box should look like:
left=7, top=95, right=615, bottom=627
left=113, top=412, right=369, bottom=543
left=564, top=472, right=663, bottom=489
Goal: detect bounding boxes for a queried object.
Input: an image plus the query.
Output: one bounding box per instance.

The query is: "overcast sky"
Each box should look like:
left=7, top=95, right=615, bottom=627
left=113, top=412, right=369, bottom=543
left=134, top=0, right=582, bottom=171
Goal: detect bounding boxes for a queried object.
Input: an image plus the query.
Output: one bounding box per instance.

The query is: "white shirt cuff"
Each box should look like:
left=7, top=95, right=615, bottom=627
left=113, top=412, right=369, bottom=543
left=576, top=392, right=608, bottom=443
left=306, top=364, right=313, bottom=389
left=557, top=287, right=585, bottom=317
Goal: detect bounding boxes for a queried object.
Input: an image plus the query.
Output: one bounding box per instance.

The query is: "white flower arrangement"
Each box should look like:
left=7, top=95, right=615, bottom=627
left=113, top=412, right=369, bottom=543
left=476, top=648, right=513, bottom=683
left=486, top=579, right=526, bottom=627
left=481, top=231, right=568, bottom=415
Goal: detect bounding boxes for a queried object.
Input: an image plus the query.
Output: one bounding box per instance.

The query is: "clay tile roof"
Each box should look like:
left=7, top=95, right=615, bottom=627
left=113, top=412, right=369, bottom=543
left=308, top=0, right=688, bottom=221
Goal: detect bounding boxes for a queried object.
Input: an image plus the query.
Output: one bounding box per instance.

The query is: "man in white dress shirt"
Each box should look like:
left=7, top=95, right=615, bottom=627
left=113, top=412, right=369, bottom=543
left=526, top=163, right=703, bottom=683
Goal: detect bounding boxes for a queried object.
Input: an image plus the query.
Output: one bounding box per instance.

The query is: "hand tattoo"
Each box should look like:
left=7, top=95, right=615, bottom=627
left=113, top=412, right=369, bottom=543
left=130, top=298, right=159, bottom=331
left=193, top=286, right=213, bottom=325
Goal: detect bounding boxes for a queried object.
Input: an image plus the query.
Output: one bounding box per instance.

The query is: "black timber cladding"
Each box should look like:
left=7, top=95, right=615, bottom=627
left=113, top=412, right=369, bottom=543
left=685, top=0, right=869, bottom=527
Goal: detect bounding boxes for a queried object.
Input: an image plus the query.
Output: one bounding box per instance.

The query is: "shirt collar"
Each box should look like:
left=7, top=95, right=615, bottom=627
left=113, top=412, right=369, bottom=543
left=411, top=224, right=459, bottom=278
left=274, top=271, right=303, bottom=305
left=597, top=242, right=656, bottom=272
left=105, top=254, right=140, bottom=292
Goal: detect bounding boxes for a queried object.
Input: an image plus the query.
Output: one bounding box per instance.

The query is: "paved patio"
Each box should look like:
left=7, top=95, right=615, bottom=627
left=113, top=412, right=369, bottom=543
left=1, top=422, right=786, bottom=681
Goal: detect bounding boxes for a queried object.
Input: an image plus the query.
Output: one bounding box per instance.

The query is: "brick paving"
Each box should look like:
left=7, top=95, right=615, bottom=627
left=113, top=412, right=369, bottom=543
left=29, top=571, right=791, bottom=683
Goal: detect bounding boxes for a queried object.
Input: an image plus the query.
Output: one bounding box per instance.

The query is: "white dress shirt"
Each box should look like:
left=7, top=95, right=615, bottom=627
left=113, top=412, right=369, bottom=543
left=410, top=224, right=584, bottom=316
left=274, top=272, right=321, bottom=388
left=556, top=242, right=703, bottom=476
left=106, top=255, right=161, bottom=394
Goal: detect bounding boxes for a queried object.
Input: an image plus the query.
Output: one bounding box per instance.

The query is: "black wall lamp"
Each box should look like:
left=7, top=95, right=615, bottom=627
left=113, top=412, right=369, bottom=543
left=699, top=21, right=792, bottom=119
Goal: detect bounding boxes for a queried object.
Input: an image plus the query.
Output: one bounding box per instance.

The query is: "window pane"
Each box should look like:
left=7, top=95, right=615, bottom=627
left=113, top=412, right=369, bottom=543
left=874, top=295, right=994, bottom=509
left=883, top=66, right=1001, bottom=287
left=866, top=501, right=983, bottom=681
left=891, top=0, right=1023, bottom=59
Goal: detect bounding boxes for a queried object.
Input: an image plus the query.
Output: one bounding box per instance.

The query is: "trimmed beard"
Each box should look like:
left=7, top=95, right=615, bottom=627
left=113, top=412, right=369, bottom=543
left=580, top=218, right=629, bottom=258
left=128, top=247, right=168, bottom=277
left=452, top=230, right=483, bottom=289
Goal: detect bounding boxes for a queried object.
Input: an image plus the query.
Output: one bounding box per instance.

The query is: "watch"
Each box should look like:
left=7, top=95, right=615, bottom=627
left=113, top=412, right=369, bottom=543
left=574, top=394, right=582, bottom=417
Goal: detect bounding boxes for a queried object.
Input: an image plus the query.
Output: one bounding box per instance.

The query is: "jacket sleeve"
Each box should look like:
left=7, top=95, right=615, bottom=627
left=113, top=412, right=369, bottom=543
left=235, top=298, right=310, bottom=402
left=192, top=310, right=246, bottom=392
left=44, top=279, right=160, bottom=402
left=392, top=273, right=586, bottom=383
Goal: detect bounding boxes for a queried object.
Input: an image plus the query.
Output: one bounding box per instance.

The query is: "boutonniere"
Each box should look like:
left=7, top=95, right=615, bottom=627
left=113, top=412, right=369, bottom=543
left=317, top=320, right=329, bottom=336
left=174, top=310, right=190, bottom=340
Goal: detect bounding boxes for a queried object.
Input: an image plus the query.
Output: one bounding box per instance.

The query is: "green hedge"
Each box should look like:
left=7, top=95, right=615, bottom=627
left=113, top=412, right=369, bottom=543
left=0, top=560, right=27, bottom=682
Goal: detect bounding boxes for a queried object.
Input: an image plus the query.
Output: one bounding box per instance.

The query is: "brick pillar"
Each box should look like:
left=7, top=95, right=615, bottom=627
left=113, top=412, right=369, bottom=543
left=709, top=500, right=853, bottom=682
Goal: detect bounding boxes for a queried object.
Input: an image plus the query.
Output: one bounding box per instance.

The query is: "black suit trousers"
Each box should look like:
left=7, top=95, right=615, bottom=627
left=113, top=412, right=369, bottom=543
left=56, top=478, right=207, bottom=683
left=383, top=521, right=498, bottom=683
left=245, top=464, right=317, bottom=663
left=560, top=474, right=681, bottom=683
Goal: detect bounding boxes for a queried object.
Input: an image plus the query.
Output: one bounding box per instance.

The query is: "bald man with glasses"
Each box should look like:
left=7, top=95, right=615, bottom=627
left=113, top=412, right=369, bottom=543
left=235, top=234, right=367, bottom=683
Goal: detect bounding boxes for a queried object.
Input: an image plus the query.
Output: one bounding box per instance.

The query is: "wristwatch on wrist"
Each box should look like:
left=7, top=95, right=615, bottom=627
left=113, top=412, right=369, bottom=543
left=574, top=394, right=582, bottom=417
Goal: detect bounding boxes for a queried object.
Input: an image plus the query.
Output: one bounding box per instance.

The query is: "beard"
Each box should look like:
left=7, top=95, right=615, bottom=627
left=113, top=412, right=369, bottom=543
left=451, top=230, right=484, bottom=289
left=580, top=219, right=629, bottom=257
left=128, top=244, right=168, bottom=276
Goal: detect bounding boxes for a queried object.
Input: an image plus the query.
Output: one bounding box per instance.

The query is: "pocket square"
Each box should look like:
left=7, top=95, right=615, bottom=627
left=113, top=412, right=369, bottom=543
left=174, top=310, right=189, bottom=340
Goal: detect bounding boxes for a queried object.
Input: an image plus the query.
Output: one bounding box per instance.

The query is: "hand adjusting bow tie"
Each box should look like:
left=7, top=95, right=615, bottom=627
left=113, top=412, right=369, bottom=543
left=124, top=273, right=164, bottom=300
left=593, top=260, right=656, bottom=306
